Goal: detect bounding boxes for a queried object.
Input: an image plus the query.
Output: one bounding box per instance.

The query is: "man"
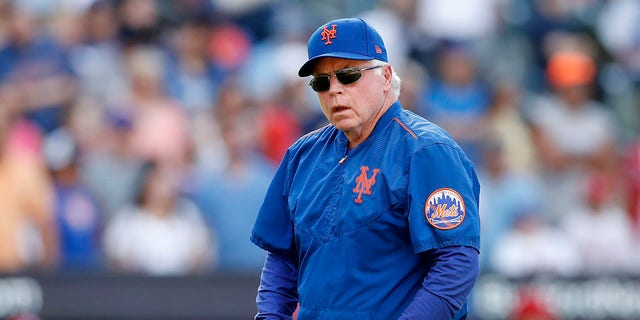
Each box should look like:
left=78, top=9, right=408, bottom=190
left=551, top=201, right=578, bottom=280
left=251, top=18, right=480, bottom=319
left=0, top=92, right=59, bottom=272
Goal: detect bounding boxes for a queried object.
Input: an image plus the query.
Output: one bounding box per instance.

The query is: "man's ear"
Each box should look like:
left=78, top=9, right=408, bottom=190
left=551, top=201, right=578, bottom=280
left=384, top=65, right=393, bottom=87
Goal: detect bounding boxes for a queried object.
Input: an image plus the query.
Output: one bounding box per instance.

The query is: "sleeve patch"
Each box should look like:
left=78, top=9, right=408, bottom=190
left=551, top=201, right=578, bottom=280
left=424, top=188, right=466, bottom=230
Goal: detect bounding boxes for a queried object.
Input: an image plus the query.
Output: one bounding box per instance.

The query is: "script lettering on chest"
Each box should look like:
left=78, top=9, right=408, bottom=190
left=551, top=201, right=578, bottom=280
left=353, top=166, right=380, bottom=204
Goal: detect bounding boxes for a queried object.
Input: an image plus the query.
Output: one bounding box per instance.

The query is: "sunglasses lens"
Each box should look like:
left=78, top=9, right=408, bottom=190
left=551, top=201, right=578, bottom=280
left=310, top=76, right=330, bottom=92
left=309, top=69, right=365, bottom=92
left=336, top=71, right=362, bottom=85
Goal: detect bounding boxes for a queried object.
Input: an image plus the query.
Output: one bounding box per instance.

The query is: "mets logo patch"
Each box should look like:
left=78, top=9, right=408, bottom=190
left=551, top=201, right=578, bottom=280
left=424, top=188, right=465, bottom=230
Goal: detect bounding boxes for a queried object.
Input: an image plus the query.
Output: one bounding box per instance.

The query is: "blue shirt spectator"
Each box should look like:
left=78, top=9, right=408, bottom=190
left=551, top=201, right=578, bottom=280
left=0, top=8, right=76, bottom=133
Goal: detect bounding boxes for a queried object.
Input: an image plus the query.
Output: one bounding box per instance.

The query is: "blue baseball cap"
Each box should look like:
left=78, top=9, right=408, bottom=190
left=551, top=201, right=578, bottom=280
left=298, top=18, right=387, bottom=77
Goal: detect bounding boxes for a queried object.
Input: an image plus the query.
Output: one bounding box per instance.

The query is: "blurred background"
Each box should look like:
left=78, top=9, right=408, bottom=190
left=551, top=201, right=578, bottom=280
left=0, top=0, right=639, bottom=319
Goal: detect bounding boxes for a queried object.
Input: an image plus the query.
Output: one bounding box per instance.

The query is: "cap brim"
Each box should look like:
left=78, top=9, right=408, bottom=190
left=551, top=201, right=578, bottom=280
left=298, top=52, right=375, bottom=77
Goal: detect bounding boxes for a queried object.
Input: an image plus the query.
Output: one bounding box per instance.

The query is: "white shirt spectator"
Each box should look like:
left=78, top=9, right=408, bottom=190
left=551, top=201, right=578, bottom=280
left=561, top=203, right=636, bottom=275
left=104, top=200, right=212, bottom=275
left=492, top=214, right=581, bottom=278
left=530, top=96, right=615, bottom=158
left=416, top=0, right=507, bottom=40
left=559, top=172, right=638, bottom=275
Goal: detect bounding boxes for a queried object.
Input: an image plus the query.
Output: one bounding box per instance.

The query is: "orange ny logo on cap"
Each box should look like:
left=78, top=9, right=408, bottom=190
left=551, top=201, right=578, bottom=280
left=321, top=24, right=337, bottom=45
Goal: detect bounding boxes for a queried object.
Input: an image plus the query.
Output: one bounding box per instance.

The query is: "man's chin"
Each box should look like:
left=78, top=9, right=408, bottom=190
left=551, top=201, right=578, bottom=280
left=332, top=121, right=356, bottom=132
left=331, top=115, right=358, bottom=130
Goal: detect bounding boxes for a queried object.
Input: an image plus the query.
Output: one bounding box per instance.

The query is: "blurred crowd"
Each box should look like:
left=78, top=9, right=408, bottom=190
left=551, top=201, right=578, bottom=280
left=0, top=0, right=639, bottom=280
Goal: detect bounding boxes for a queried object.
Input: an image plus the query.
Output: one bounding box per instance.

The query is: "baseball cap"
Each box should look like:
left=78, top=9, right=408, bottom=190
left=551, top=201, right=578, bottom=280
left=43, top=128, right=77, bottom=170
left=546, top=50, right=596, bottom=88
left=298, top=18, right=387, bottom=77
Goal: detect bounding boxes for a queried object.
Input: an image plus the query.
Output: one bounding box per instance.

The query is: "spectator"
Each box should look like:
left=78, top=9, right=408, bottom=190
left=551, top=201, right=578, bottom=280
left=528, top=47, right=618, bottom=219
left=560, top=171, right=638, bottom=275
left=116, top=0, right=162, bottom=48
left=484, top=81, right=539, bottom=174
left=79, top=109, right=145, bottom=219
left=44, top=127, right=103, bottom=271
left=239, top=38, right=314, bottom=162
left=624, top=140, right=640, bottom=235
left=164, top=15, right=226, bottom=115
left=415, top=42, right=492, bottom=165
left=192, top=117, right=273, bottom=273
left=69, top=0, right=128, bottom=107
left=491, top=206, right=581, bottom=278
left=596, top=0, right=640, bottom=80
left=477, top=138, right=544, bottom=272
left=0, top=95, right=59, bottom=272
left=256, top=99, right=303, bottom=166
left=103, top=161, right=213, bottom=275
left=197, top=77, right=250, bottom=170
left=595, top=0, right=640, bottom=142
left=120, top=45, right=193, bottom=167
left=0, top=5, right=76, bottom=133
left=516, top=0, right=595, bottom=92
left=415, top=0, right=508, bottom=42
left=262, top=40, right=324, bottom=134
left=361, top=0, right=420, bottom=70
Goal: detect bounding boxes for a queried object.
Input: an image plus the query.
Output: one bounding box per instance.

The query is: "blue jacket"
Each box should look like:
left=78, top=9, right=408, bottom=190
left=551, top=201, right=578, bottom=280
left=252, top=101, right=480, bottom=319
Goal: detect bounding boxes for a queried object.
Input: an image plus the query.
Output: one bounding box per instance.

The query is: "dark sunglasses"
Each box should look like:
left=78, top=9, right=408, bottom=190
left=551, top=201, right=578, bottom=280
left=309, top=65, right=383, bottom=92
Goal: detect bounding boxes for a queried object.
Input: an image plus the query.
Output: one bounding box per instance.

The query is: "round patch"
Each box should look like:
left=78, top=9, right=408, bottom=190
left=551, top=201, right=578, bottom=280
left=424, top=188, right=466, bottom=230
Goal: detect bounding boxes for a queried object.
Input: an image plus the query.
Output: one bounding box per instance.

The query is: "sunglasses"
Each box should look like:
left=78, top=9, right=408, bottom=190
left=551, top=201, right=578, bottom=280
left=309, top=65, right=383, bottom=92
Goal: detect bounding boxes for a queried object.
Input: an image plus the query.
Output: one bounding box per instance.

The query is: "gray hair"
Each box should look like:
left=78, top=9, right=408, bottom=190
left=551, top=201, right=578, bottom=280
left=371, top=60, right=401, bottom=101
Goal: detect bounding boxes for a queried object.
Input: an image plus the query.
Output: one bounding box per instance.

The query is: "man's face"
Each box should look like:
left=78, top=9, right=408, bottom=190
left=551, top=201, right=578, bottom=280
left=556, top=84, right=591, bottom=108
left=312, top=57, right=390, bottom=140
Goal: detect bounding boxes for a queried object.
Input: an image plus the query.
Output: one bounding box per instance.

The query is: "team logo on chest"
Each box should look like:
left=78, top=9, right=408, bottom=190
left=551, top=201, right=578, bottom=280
left=424, top=188, right=466, bottom=230
left=353, top=166, right=380, bottom=204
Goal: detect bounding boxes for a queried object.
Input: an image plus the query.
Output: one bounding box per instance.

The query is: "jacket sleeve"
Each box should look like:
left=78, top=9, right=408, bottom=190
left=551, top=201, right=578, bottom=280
left=251, top=150, right=297, bottom=260
left=255, top=252, right=300, bottom=320
left=407, top=144, right=481, bottom=253
left=397, top=246, right=479, bottom=320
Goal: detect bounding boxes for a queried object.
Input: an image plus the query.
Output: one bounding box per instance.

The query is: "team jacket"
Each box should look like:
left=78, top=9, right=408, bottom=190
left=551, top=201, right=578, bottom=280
left=251, top=101, right=480, bottom=319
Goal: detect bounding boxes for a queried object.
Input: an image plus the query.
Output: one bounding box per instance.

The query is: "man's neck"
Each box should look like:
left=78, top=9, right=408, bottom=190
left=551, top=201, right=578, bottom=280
left=345, top=101, right=393, bottom=149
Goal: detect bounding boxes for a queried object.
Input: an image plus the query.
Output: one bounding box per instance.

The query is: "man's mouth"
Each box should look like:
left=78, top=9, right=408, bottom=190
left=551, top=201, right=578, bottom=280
left=332, top=106, right=350, bottom=113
